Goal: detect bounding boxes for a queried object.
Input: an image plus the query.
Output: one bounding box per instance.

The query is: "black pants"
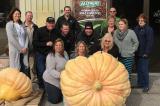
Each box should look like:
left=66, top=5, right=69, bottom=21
left=20, top=53, right=30, bottom=78
left=44, top=81, right=63, bottom=104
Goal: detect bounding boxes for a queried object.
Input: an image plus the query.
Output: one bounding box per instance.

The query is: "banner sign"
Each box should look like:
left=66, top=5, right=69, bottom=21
left=73, top=0, right=107, bottom=20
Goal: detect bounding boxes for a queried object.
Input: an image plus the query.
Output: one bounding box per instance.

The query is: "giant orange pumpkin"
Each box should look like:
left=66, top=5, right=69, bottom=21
left=0, top=68, right=32, bottom=101
left=60, top=51, right=131, bottom=106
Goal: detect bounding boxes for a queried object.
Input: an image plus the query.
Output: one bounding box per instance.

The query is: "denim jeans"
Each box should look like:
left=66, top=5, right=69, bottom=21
left=35, top=52, right=46, bottom=89
left=137, top=57, right=149, bottom=88
left=44, top=81, right=63, bottom=104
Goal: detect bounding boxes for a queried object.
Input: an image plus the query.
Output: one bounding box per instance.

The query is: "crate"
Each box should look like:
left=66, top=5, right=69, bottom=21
left=0, top=56, right=9, bottom=70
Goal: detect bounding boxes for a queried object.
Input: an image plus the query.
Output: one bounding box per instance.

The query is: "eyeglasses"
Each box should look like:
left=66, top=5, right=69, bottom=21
left=139, top=19, right=144, bottom=22
left=110, top=11, right=116, bottom=13
left=104, top=40, right=111, bottom=42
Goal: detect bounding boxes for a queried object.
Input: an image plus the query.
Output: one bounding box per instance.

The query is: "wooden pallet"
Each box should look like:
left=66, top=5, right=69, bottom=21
left=3, top=83, right=44, bottom=106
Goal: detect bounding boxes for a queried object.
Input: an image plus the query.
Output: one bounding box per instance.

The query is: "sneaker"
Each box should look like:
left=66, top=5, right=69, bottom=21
left=143, top=87, right=149, bottom=93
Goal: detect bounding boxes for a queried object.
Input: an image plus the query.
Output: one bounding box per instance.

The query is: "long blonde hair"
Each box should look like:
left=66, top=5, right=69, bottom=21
left=75, top=41, right=88, bottom=56
left=101, top=33, right=114, bottom=50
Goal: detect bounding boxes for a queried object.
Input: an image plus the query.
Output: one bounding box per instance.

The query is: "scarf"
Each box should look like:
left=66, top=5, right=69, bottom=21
left=116, top=29, right=128, bottom=41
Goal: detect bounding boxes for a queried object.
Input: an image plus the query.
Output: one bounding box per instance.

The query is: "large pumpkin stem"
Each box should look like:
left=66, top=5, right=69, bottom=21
left=93, top=81, right=103, bottom=91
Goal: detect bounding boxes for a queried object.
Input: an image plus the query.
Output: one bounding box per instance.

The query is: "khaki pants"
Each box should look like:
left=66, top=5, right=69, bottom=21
left=29, top=54, right=37, bottom=82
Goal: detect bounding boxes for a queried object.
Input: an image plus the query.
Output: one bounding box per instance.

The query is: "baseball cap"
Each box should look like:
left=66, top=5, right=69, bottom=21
left=46, top=17, right=55, bottom=23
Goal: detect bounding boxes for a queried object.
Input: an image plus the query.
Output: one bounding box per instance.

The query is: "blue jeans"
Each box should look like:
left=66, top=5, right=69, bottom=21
left=44, top=81, right=63, bottom=104
left=35, top=52, right=46, bottom=89
left=137, top=57, right=149, bottom=88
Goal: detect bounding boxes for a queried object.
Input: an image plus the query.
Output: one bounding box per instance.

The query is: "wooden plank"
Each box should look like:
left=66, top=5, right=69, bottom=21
left=26, top=0, right=31, bottom=11
left=66, top=0, right=72, bottom=7
left=48, top=0, right=54, bottom=12
left=4, top=83, right=44, bottom=106
left=19, top=0, right=26, bottom=21
left=0, top=57, right=9, bottom=70
left=37, top=0, right=43, bottom=12
left=42, top=0, right=48, bottom=12
left=59, top=0, right=66, bottom=16
left=31, top=0, right=37, bottom=24
left=53, top=0, right=60, bottom=20
left=31, top=0, right=37, bottom=12
left=36, top=12, right=47, bottom=27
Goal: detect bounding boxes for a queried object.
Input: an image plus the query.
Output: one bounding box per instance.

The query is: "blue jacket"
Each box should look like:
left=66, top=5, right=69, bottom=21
left=134, top=25, right=154, bottom=56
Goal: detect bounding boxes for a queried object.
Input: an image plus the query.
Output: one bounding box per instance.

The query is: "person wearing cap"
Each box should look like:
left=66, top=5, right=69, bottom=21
left=76, top=22, right=100, bottom=55
left=55, top=6, right=80, bottom=36
left=33, top=17, right=58, bottom=89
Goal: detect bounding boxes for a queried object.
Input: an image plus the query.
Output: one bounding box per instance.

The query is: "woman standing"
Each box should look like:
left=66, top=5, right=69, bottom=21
left=101, top=33, right=119, bottom=58
left=134, top=13, right=154, bottom=92
left=6, top=8, right=29, bottom=77
left=43, top=39, right=69, bottom=104
left=114, top=18, right=139, bottom=78
left=101, top=16, right=117, bottom=37
left=70, top=41, right=88, bottom=59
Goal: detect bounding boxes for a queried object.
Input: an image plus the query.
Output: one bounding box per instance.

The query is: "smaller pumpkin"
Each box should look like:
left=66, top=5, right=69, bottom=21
left=0, top=68, right=32, bottom=101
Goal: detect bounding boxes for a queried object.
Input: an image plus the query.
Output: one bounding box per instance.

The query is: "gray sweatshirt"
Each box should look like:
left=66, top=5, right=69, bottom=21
left=114, top=29, right=139, bottom=57
left=43, top=52, right=69, bottom=88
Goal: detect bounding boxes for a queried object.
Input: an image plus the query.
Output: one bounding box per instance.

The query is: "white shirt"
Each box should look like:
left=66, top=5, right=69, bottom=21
left=14, top=23, right=25, bottom=48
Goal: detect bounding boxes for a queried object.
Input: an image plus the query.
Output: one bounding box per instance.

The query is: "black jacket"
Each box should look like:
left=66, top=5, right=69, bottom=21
left=76, top=31, right=100, bottom=55
left=57, top=32, right=75, bottom=55
left=55, top=15, right=80, bottom=35
left=108, top=44, right=119, bottom=58
left=134, top=25, right=154, bottom=57
left=33, top=26, right=57, bottom=55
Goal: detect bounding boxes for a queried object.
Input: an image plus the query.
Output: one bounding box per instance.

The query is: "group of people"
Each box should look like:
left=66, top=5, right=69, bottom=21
left=101, top=7, right=154, bottom=93
left=5, top=6, right=154, bottom=104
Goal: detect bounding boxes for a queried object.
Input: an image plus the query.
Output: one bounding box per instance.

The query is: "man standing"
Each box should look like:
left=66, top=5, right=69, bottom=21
left=76, top=22, right=100, bottom=55
left=24, top=11, right=38, bottom=79
left=33, top=17, right=57, bottom=89
left=57, top=22, right=75, bottom=56
left=56, top=6, right=80, bottom=36
left=108, top=7, right=120, bottom=25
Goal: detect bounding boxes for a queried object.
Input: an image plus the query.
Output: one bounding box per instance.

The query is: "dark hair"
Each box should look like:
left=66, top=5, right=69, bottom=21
left=7, top=7, right=22, bottom=24
left=64, top=6, right=71, bottom=11
left=137, top=13, right=148, bottom=23
left=61, top=21, right=70, bottom=28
